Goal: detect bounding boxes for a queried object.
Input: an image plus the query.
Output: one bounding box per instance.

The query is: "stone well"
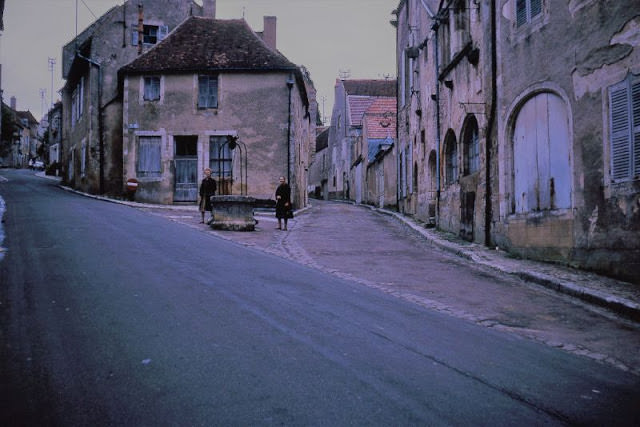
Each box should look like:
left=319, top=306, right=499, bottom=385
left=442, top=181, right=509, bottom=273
left=209, top=195, right=257, bottom=231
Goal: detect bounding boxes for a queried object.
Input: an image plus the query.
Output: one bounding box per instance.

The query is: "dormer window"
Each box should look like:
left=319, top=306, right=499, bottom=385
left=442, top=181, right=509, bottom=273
left=132, top=24, right=168, bottom=47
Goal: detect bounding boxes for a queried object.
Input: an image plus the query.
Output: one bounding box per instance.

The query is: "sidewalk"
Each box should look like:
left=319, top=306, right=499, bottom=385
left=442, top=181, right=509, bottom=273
left=52, top=174, right=639, bottom=323
left=372, top=205, right=640, bottom=322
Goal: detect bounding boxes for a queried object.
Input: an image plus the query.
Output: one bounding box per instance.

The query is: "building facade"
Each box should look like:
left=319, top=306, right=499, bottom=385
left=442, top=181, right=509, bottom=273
left=395, top=0, right=640, bottom=283
left=119, top=16, right=315, bottom=207
left=327, top=79, right=397, bottom=201
left=61, top=0, right=206, bottom=195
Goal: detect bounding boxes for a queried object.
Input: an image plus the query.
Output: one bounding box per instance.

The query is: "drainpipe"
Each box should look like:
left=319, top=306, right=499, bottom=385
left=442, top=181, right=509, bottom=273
left=76, top=52, right=103, bottom=194
left=432, top=21, right=442, bottom=227
left=419, top=0, right=442, bottom=227
left=485, top=0, right=497, bottom=246
left=286, top=74, right=294, bottom=185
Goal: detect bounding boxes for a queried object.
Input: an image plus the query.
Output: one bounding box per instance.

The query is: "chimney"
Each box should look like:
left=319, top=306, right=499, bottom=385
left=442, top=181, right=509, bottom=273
left=203, top=0, right=216, bottom=19
left=263, top=16, right=277, bottom=50
left=10, top=96, right=16, bottom=110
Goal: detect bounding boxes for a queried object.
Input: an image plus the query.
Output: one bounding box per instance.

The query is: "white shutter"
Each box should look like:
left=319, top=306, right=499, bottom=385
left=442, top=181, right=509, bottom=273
left=609, top=80, right=631, bottom=181
left=158, top=25, right=169, bottom=41
left=516, top=0, right=527, bottom=27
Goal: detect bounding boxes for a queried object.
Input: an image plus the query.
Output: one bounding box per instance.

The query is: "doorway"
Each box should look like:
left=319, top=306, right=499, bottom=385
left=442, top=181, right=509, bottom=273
left=174, top=136, right=198, bottom=202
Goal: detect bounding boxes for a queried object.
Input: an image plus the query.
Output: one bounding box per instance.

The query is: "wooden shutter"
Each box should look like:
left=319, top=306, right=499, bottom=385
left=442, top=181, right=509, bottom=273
left=609, top=81, right=631, bottom=181
left=132, top=29, right=138, bottom=46
left=198, top=76, right=207, bottom=108
left=516, top=0, right=527, bottom=27
left=530, top=0, right=542, bottom=18
left=632, top=80, right=640, bottom=176
left=138, top=136, right=161, bottom=174
left=158, top=25, right=168, bottom=41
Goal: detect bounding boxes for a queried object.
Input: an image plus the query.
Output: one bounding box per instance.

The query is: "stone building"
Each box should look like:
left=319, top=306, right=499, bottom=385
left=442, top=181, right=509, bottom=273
left=308, top=127, right=329, bottom=200
left=394, top=0, right=490, bottom=239
left=362, top=97, right=397, bottom=209
left=494, top=0, right=640, bottom=283
left=394, top=0, right=640, bottom=283
left=119, top=16, right=315, bottom=207
left=327, top=79, right=397, bottom=201
left=60, top=0, right=208, bottom=195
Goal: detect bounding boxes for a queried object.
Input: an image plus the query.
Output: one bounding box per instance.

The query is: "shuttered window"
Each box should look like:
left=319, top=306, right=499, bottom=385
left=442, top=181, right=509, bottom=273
left=517, top=0, right=543, bottom=27
left=143, top=76, right=160, bottom=101
left=137, top=136, right=162, bottom=176
left=445, top=133, right=458, bottom=185
left=198, top=75, right=218, bottom=109
left=609, top=75, right=640, bottom=181
left=132, top=25, right=169, bottom=46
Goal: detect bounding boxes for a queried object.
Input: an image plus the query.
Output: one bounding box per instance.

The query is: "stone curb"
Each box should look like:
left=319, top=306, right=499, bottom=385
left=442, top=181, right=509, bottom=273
left=369, top=205, right=640, bottom=322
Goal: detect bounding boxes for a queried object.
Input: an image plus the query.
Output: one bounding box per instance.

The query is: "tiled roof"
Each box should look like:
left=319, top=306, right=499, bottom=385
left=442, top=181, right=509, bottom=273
left=342, top=79, right=397, bottom=97
left=347, top=96, right=376, bottom=127
left=364, top=97, right=397, bottom=139
left=121, top=16, right=297, bottom=74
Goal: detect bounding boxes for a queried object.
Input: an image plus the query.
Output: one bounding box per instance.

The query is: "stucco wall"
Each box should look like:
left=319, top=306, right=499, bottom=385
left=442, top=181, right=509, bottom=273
left=123, top=71, right=310, bottom=205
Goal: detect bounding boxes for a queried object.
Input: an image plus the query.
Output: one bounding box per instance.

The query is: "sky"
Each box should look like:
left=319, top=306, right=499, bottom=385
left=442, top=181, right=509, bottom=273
left=0, top=0, right=398, bottom=124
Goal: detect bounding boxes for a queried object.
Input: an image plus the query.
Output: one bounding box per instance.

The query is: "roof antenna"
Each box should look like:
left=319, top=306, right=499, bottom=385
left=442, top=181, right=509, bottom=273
left=242, top=6, right=246, bottom=19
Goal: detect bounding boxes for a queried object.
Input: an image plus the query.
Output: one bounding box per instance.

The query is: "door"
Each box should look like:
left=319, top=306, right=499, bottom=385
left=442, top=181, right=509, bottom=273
left=513, top=93, right=571, bottom=213
left=174, top=136, right=198, bottom=202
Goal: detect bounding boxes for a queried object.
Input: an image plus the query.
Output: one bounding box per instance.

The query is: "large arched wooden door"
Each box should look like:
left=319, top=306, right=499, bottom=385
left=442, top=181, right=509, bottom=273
left=513, top=93, right=571, bottom=213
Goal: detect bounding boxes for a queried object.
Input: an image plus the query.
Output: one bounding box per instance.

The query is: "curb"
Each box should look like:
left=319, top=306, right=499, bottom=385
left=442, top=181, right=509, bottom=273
left=368, top=205, right=640, bottom=322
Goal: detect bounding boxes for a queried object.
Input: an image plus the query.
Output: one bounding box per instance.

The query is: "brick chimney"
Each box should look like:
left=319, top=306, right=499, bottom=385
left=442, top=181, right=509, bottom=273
left=203, top=0, right=216, bottom=19
left=10, top=96, right=16, bottom=110
left=263, top=16, right=277, bottom=50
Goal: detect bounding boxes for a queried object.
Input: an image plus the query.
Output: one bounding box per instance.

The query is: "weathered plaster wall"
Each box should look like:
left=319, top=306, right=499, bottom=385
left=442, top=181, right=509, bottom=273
left=496, top=0, right=640, bottom=283
left=123, top=71, right=312, bottom=205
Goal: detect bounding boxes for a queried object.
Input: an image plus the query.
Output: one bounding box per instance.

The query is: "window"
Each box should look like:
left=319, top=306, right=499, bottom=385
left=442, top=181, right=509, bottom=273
left=71, top=78, right=84, bottom=127
left=463, top=116, right=479, bottom=175
left=608, top=75, right=640, bottom=182
left=137, top=136, right=162, bottom=176
left=132, top=25, right=168, bottom=46
left=444, top=131, right=458, bottom=185
left=198, top=75, right=218, bottom=109
left=143, top=76, right=160, bottom=101
left=516, top=0, right=542, bottom=27
left=210, top=136, right=232, bottom=177
left=81, top=141, right=86, bottom=177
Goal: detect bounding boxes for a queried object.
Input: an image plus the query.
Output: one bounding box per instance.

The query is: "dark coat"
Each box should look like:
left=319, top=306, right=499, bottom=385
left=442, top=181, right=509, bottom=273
left=275, top=183, right=292, bottom=219
left=199, top=177, right=217, bottom=211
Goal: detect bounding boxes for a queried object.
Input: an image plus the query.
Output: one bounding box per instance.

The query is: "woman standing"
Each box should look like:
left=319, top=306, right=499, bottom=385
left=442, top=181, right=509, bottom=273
left=275, top=176, right=292, bottom=231
left=199, top=168, right=217, bottom=224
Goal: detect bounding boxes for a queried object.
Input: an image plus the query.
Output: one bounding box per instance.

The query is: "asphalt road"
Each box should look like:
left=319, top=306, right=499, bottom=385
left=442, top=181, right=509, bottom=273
left=1, top=169, right=639, bottom=426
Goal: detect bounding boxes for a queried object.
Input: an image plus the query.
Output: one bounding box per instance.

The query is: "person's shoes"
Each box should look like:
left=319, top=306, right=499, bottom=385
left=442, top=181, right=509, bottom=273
left=199, top=220, right=204, bottom=224
left=283, top=227, right=288, bottom=231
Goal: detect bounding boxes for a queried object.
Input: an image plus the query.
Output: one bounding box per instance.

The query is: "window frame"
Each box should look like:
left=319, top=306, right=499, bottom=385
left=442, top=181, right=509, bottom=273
left=143, top=76, right=161, bottom=101
left=198, top=75, right=219, bottom=109
left=137, top=135, right=162, bottom=177
left=444, top=132, right=458, bottom=185
left=516, top=0, right=543, bottom=28
left=608, top=74, right=640, bottom=182
left=463, top=116, right=480, bottom=175
left=209, top=135, right=232, bottom=178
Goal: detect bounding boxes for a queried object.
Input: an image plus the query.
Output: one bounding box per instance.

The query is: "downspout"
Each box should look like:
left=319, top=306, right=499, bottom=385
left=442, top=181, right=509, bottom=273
left=485, top=0, right=497, bottom=246
left=432, top=21, right=442, bottom=228
left=419, top=0, right=442, bottom=227
left=286, top=74, right=294, bottom=185
left=76, top=52, right=103, bottom=194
